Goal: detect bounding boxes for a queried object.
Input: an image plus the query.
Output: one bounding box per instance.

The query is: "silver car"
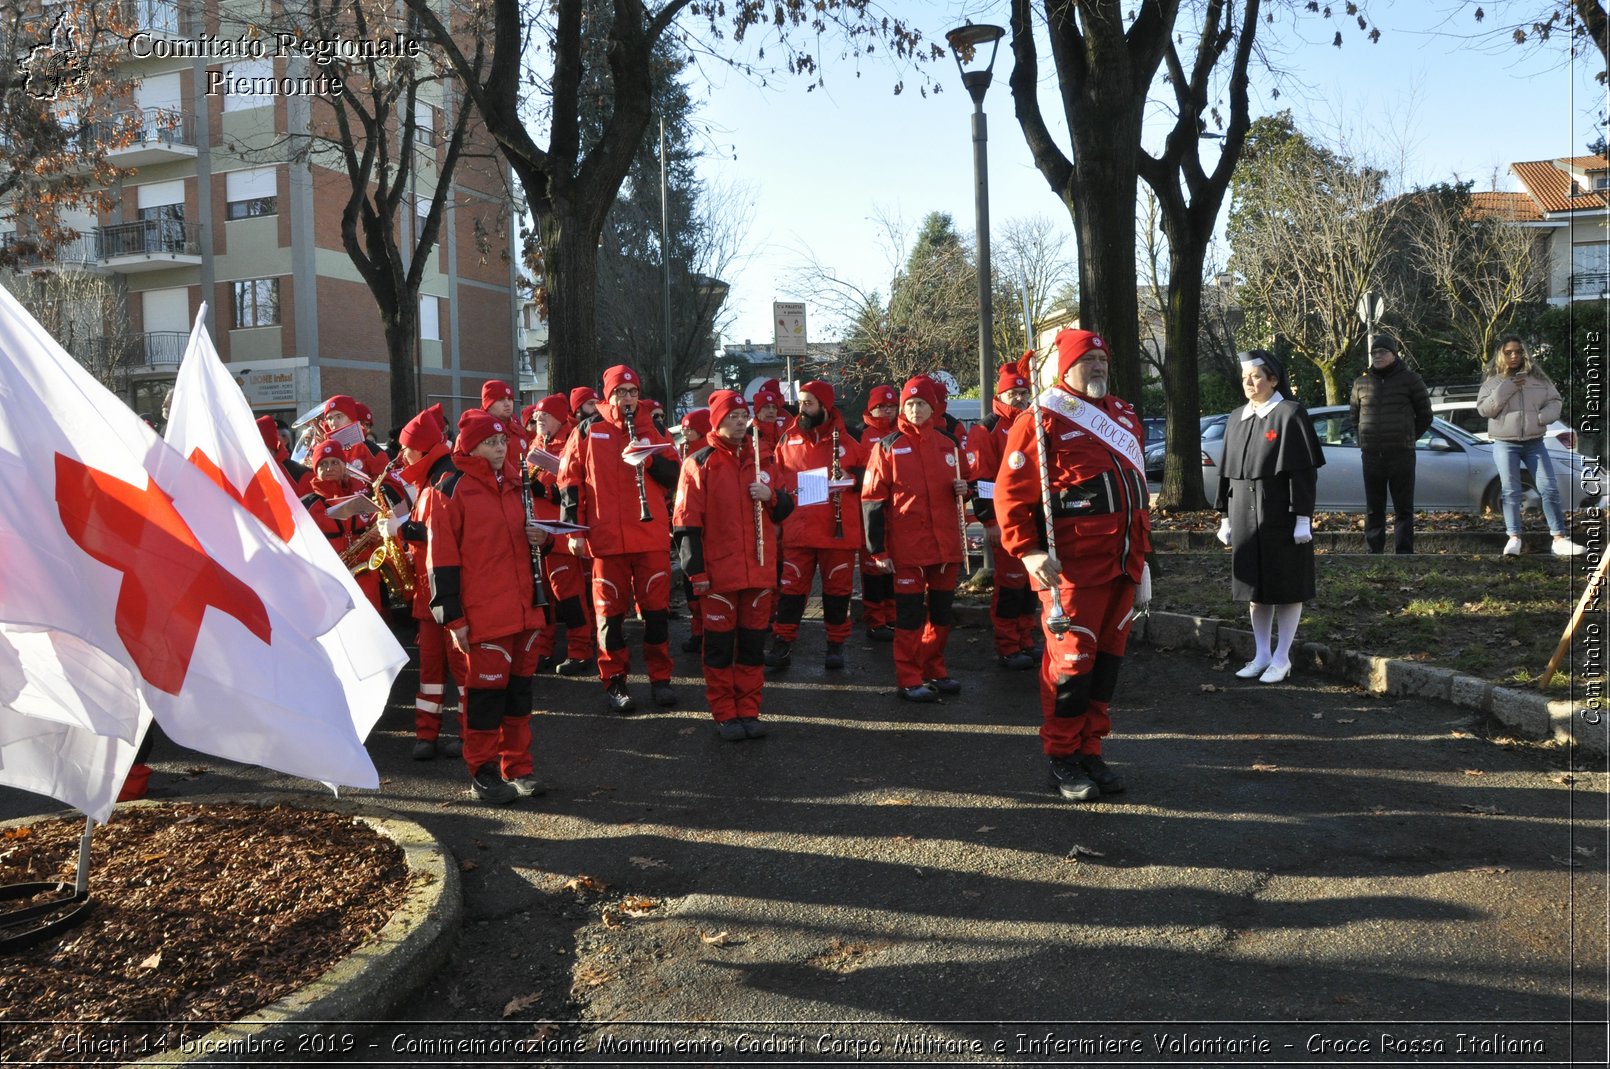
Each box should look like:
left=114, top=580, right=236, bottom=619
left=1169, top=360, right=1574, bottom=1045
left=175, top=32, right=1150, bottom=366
left=1195, top=405, right=1599, bottom=513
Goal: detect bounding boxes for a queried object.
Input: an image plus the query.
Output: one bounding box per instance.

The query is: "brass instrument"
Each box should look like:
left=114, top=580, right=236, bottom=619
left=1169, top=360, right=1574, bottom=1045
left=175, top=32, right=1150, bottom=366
left=340, top=455, right=415, bottom=600
left=830, top=425, right=844, bottom=540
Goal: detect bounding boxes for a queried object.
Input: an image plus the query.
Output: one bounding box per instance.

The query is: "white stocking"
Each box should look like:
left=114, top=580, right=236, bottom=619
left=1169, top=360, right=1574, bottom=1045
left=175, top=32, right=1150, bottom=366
left=1249, top=602, right=1274, bottom=666
left=1272, top=602, right=1303, bottom=667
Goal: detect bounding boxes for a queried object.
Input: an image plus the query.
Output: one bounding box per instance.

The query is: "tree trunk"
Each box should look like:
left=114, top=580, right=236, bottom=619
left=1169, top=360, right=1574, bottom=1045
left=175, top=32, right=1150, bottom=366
left=383, top=300, right=417, bottom=426
left=1158, top=243, right=1210, bottom=509
left=542, top=214, right=601, bottom=393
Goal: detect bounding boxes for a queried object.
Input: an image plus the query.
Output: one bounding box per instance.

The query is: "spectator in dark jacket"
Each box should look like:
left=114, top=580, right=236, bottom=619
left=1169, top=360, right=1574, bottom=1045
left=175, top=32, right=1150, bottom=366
left=1348, top=334, right=1431, bottom=554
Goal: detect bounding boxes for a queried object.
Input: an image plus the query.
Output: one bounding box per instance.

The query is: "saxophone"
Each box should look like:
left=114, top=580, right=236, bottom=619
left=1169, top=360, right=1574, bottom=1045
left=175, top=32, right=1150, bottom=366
left=340, top=456, right=416, bottom=599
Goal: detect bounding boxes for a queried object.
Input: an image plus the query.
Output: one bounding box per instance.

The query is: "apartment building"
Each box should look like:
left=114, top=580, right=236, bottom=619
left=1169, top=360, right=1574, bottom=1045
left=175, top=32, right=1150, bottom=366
left=2, top=0, right=523, bottom=431
left=1475, top=154, right=1610, bottom=305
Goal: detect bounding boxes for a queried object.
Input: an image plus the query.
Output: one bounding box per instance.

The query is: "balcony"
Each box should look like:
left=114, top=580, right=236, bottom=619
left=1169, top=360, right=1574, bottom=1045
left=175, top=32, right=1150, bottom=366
left=1568, top=271, right=1610, bottom=298
left=118, top=0, right=192, bottom=40
left=96, top=219, right=203, bottom=272
left=84, top=331, right=189, bottom=373
left=0, top=230, right=106, bottom=272
left=84, top=109, right=199, bottom=167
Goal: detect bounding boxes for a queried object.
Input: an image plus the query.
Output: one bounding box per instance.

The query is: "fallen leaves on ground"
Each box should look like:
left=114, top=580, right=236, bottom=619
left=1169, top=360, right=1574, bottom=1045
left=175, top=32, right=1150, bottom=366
left=502, top=991, right=543, bottom=1017
left=1064, top=844, right=1106, bottom=862
left=563, top=874, right=607, bottom=893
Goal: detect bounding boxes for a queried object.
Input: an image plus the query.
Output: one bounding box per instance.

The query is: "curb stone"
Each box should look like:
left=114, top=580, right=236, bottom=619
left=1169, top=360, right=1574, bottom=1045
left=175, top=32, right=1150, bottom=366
left=120, top=794, right=462, bottom=1065
left=953, top=604, right=1604, bottom=759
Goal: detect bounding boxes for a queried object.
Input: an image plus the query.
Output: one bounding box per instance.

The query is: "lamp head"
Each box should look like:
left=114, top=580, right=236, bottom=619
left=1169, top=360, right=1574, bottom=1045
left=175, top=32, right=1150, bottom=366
left=946, top=22, right=1006, bottom=103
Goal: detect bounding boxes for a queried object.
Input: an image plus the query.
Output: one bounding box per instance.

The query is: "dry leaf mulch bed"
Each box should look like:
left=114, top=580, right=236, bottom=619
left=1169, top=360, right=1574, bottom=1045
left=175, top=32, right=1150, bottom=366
left=0, top=803, right=408, bottom=1064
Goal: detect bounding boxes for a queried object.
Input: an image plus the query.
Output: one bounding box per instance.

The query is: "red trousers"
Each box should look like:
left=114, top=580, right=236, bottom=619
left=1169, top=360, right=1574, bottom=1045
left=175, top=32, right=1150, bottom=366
left=1034, top=576, right=1137, bottom=758
left=860, top=558, right=895, bottom=629
left=415, top=616, right=467, bottom=741
left=774, top=545, right=857, bottom=643
left=989, top=542, right=1039, bottom=656
left=532, top=553, right=595, bottom=661
left=460, top=630, right=542, bottom=778
left=592, top=552, right=673, bottom=684
left=892, top=562, right=958, bottom=688
left=700, top=588, right=771, bottom=721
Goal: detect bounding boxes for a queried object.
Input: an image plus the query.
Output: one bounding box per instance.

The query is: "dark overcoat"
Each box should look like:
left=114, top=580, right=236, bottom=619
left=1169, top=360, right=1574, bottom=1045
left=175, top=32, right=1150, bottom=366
left=1214, top=398, right=1325, bottom=603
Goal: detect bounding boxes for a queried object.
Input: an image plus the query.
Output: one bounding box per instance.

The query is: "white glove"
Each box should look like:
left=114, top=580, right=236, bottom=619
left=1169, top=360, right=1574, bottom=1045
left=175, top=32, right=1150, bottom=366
left=1293, top=515, right=1312, bottom=544
left=1216, top=517, right=1232, bottom=546
left=1134, top=562, right=1152, bottom=611
left=378, top=514, right=403, bottom=538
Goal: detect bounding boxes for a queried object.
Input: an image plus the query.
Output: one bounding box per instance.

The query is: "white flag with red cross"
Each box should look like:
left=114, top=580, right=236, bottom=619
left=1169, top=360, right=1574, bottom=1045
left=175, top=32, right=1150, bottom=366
left=165, top=305, right=406, bottom=751
left=0, top=287, right=376, bottom=822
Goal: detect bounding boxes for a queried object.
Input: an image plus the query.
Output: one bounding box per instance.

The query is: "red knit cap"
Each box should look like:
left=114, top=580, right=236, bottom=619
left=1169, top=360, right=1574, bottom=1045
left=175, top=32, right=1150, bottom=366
left=309, top=439, right=346, bottom=467
left=994, top=363, right=1030, bottom=397
left=865, top=385, right=897, bottom=411
left=800, top=380, right=834, bottom=411
left=601, top=365, right=640, bottom=399
left=520, top=404, right=539, bottom=427
left=752, top=387, right=783, bottom=411
left=758, top=378, right=782, bottom=396
left=1055, top=329, right=1108, bottom=378
left=399, top=406, right=446, bottom=451
left=707, top=390, right=749, bottom=432
left=901, top=376, right=941, bottom=411
left=353, top=401, right=374, bottom=425
left=569, top=386, right=598, bottom=413
left=323, top=394, right=361, bottom=423
left=255, top=415, right=280, bottom=453
left=481, top=380, right=514, bottom=408
left=680, top=408, right=712, bottom=437
left=535, top=393, right=570, bottom=423
left=458, top=411, right=508, bottom=453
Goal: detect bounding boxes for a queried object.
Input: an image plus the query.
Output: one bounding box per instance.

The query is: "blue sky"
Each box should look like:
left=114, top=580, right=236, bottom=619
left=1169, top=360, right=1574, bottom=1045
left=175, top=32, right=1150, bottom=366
left=688, top=2, right=1607, bottom=347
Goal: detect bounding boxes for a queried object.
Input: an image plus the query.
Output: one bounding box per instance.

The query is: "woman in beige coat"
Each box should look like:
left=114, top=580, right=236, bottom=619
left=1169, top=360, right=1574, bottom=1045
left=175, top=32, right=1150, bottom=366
left=1475, top=336, right=1584, bottom=557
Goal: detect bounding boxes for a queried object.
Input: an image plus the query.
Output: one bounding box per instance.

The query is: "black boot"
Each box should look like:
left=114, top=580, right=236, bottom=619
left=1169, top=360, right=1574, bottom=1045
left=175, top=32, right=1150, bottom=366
left=824, top=643, right=845, bottom=670
left=764, top=638, right=793, bottom=668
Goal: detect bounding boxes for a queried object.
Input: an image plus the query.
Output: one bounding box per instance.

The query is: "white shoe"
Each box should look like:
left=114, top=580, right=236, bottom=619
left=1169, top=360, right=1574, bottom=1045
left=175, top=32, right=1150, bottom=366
left=1258, top=661, right=1292, bottom=684
left=1502, top=536, right=1523, bottom=556
left=1236, top=659, right=1271, bottom=679
left=1552, top=537, right=1586, bottom=557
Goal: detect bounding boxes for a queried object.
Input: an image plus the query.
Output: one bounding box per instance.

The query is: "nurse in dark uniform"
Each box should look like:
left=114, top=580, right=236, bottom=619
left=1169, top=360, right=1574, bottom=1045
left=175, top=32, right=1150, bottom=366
left=1213, top=350, right=1326, bottom=684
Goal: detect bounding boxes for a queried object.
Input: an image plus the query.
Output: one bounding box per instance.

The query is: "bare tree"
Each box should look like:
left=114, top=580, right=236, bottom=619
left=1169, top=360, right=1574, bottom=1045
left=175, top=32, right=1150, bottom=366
left=1228, top=116, right=1405, bottom=403
left=989, top=213, right=1077, bottom=360
left=1, top=265, right=131, bottom=388
left=1403, top=185, right=1548, bottom=369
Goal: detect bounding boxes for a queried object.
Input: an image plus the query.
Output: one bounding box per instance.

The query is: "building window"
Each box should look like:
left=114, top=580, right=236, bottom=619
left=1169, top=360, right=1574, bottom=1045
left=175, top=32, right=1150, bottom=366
left=225, top=166, right=278, bottom=219
left=221, top=59, right=276, bottom=112
left=233, top=278, right=280, bottom=328
left=412, top=100, right=435, bottom=147
left=419, top=294, right=440, bottom=341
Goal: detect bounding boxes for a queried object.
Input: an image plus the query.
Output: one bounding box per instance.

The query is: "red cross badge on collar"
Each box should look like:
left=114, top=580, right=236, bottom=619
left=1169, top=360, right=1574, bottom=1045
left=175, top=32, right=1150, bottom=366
left=1265, top=429, right=1278, bottom=442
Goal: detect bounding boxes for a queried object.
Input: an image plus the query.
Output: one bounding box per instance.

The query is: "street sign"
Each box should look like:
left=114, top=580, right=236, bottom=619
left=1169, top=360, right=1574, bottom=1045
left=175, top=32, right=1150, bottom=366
left=773, top=301, right=807, bottom=357
left=1356, top=291, right=1384, bottom=326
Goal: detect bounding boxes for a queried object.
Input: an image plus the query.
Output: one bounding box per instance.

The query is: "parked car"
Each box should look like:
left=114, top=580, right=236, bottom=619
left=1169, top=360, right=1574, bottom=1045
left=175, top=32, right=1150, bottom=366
left=1430, top=401, right=1577, bottom=452
left=1146, top=414, right=1225, bottom=483
left=1192, top=406, right=1595, bottom=514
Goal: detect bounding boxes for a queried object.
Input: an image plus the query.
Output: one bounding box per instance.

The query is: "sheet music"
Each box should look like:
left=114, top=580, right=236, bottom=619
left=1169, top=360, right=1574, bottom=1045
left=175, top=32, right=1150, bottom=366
left=794, top=467, right=829, bottom=507
left=976, top=481, right=995, bottom=500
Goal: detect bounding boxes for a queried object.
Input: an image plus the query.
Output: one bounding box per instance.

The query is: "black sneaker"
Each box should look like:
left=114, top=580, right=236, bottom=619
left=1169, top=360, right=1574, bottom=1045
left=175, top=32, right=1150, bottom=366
left=927, top=676, right=962, bottom=695
left=556, top=657, right=594, bottom=677
left=506, top=774, right=546, bottom=798
left=411, top=738, right=437, bottom=761
left=681, top=633, right=703, bottom=653
left=651, top=681, right=678, bottom=707
left=470, top=763, right=519, bottom=805
left=1047, top=756, right=1100, bottom=802
left=898, top=685, right=939, bottom=703
left=437, top=736, right=462, bottom=759
left=764, top=639, right=793, bottom=668
left=605, top=677, right=636, bottom=714
left=716, top=719, right=747, bottom=742
left=537, top=655, right=560, bottom=674
left=1079, top=754, right=1125, bottom=794
left=866, top=625, right=895, bottom=643
left=739, top=717, right=767, bottom=738
left=824, top=643, right=845, bottom=670
left=997, top=650, right=1037, bottom=671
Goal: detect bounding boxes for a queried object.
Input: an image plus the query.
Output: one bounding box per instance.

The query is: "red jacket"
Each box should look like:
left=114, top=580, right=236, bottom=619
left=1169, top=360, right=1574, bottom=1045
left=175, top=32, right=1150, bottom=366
left=773, top=409, right=867, bottom=550
left=994, top=389, right=1151, bottom=586
left=963, top=398, right=1023, bottom=527
left=527, top=421, right=578, bottom=557
left=672, top=435, right=794, bottom=592
left=426, top=451, right=545, bottom=640
left=861, top=416, right=968, bottom=567
left=399, top=444, right=456, bottom=620
left=558, top=401, right=677, bottom=557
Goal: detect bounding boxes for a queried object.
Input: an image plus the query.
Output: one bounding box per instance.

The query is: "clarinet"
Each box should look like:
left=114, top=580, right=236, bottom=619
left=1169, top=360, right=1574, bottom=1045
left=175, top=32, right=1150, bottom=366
left=830, top=425, right=844, bottom=540
left=634, top=445, right=654, bottom=522
left=521, top=460, right=549, bottom=610
left=953, top=443, right=969, bottom=565
left=752, top=423, right=766, bottom=565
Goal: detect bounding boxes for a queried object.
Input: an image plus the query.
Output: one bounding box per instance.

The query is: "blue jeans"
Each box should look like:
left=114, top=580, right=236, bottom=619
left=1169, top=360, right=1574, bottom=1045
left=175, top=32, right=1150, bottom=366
left=1493, top=438, right=1568, bottom=537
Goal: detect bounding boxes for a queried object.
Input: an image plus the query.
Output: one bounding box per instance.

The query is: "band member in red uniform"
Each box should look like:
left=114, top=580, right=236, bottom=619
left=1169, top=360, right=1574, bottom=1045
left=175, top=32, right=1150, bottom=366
left=752, top=386, right=786, bottom=453
left=301, top=440, right=385, bottom=612
left=396, top=404, right=464, bottom=760
left=766, top=380, right=867, bottom=671
left=965, top=362, right=1040, bottom=670
left=558, top=364, right=681, bottom=713
left=482, top=379, right=528, bottom=452
left=258, top=414, right=309, bottom=491
left=525, top=393, right=595, bottom=676
left=677, top=408, right=713, bottom=654
left=427, top=411, right=550, bottom=804
left=569, top=386, right=600, bottom=423
left=994, top=329, right=1152, bottom=802
left=674, top=391, right=794, bottom=740
left=861, top=377, right=970, bottom=702
left=320, top=394, right=388, bottom=479
left=856, top=385, right=898, bottom=641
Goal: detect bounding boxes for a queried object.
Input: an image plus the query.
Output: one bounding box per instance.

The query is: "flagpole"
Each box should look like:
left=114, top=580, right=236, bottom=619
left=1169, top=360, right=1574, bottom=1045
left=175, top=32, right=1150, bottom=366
left=75, top=818, right=93, bottom=895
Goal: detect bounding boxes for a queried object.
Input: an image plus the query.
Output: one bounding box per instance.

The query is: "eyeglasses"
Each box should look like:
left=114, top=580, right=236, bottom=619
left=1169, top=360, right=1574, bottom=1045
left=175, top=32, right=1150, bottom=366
left=613, top=387, right=641, bottom=398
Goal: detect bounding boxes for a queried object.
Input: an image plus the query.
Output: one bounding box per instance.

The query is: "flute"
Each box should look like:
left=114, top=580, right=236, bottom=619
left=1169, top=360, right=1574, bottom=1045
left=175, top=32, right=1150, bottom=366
left=752, top=422, right=766, bottom=565
left=953, top=443, right=969, bottom=565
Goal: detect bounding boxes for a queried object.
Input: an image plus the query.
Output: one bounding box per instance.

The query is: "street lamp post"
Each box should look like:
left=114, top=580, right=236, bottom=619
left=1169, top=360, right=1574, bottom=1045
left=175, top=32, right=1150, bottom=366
left=946, top=21, right=1005, bottom=401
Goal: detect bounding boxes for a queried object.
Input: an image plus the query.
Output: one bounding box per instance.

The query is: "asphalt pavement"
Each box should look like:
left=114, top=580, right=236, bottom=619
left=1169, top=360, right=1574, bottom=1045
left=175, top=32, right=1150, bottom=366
left=3, top=613, right=1606, bottom=1067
